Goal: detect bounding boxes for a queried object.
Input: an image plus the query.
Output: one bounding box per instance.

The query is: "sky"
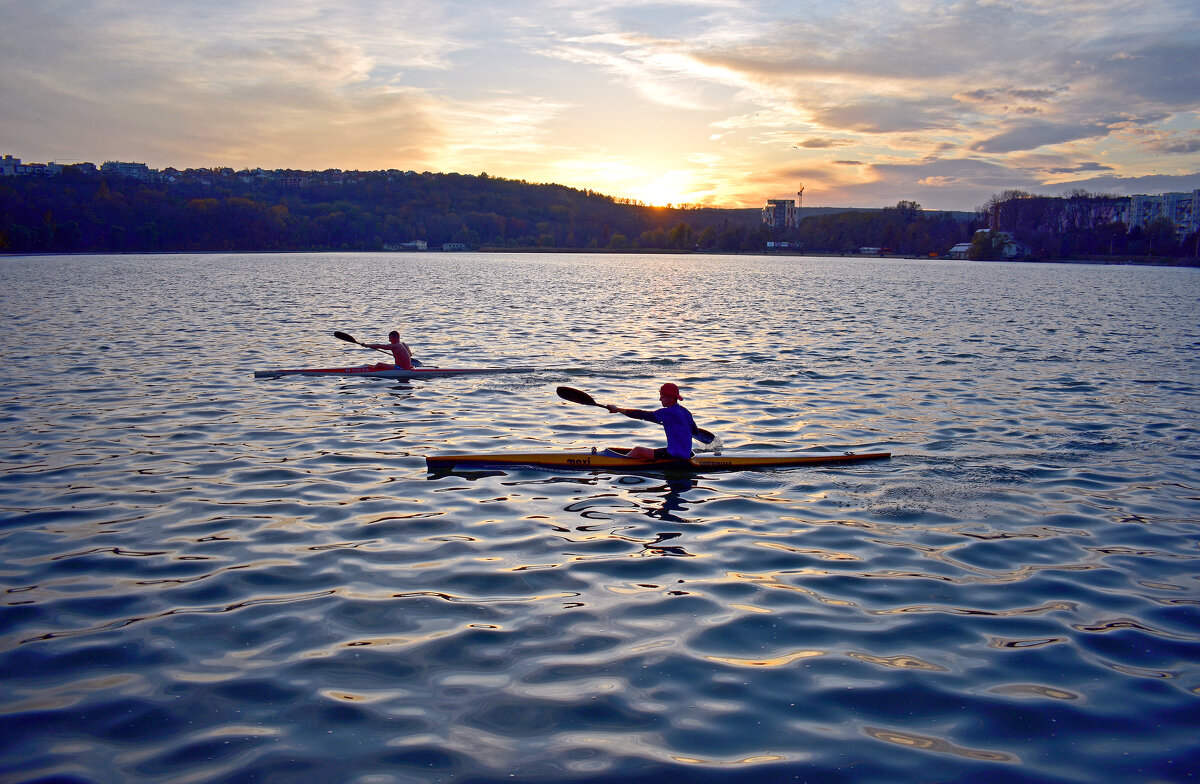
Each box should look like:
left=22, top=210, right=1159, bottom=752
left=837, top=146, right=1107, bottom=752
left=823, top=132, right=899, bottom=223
left=3, top=0, right=1200, bottom=211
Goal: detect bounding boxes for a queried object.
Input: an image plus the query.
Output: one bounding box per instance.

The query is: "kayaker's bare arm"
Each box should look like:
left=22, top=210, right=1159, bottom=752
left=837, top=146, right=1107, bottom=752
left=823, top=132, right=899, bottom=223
left=606, top=405, right=656, bottom=422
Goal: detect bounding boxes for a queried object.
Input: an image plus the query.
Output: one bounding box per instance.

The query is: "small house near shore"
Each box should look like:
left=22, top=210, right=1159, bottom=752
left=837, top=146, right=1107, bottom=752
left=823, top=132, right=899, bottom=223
left=949, top=229, right=1027, bottom=260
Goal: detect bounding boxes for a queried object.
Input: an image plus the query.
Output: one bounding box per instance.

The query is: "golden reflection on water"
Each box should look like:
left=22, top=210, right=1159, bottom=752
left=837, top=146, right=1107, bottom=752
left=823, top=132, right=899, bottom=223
left=322, top=690, right=376, bottom=702
left=845, top=652, right=948, bottom=671
left=1108, top=663, right=1179, bottom=679
left=870, top=600, right=1078, bottom=616
left=705, top=650, right=825, bottom=667
left=723, top=569, right=831, bottom=585
left=3, top=674, right=139, bottom=713
left=987, top=684, right=1082, bottom=700
left=863, top=726, right=1018, bottom=762
left=505, top=562, right=564, bottom=572
left=338, top=620, right=510, bottom=650
left=712, top=569, right=855, bottom=607
left=390, top=589, right=580, bottom=604
left=988, top=636, right=1066, bottom=649
left=671, top=753, right=790, bottom=765
left=754, top=541, right=862, bottom=560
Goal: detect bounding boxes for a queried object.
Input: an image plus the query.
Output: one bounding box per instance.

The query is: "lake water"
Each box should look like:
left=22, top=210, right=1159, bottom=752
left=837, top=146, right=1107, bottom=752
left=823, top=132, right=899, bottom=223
left=1, top=252, right=1198, bottom=784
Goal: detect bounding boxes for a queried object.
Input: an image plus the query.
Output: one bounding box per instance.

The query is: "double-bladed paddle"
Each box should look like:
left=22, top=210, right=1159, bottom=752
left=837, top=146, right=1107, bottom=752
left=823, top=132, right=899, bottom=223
left=556, top=386, right=716, bottom=444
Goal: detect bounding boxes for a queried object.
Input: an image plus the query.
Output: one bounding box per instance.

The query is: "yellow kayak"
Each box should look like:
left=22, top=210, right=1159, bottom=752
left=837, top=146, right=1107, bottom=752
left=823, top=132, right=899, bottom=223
left=425, top=447, right=891, bottom=472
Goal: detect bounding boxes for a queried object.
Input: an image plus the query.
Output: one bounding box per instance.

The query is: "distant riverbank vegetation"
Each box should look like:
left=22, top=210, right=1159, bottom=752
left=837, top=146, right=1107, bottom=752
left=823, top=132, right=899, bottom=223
left=2, top=167, right=1196, bottom=264
left=980, top=189, right=1198, bottom=262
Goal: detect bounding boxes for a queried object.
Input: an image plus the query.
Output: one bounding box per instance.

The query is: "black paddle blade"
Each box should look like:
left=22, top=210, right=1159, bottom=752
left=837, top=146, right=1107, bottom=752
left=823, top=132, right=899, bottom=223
left=333, top=331, right=358, bottom=344
left=556, top=386, right=600, bottom=407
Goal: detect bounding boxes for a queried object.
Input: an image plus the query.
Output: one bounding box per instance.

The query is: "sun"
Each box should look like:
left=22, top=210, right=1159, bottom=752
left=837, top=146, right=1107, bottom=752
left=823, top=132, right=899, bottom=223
left=555, top=158, right=709, bottom=208
left=625, top=171, right=700, bottom=207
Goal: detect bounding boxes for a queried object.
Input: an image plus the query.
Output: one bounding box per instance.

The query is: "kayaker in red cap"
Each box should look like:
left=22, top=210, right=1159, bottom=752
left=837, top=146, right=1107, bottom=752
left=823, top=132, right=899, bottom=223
left=607, top=382, right=705, bottom=460
left=363, top=330, right=414, bottom=370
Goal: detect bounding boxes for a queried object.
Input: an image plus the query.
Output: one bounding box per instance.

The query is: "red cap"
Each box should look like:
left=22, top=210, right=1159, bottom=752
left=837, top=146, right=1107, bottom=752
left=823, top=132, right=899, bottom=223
left=659, top=383, right=682, bottom=400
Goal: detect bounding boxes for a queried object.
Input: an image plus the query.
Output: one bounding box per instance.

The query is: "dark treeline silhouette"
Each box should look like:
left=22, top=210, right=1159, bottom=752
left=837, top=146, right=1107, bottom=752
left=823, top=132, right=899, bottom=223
left=3, top=167, right=1195, bottom=261
left=0, top=167, right=768, bottom=253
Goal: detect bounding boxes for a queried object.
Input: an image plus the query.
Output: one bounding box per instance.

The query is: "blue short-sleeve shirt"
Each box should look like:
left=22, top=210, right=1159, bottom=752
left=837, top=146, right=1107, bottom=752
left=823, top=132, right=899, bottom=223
left=652, top=403, right=698, bottom=459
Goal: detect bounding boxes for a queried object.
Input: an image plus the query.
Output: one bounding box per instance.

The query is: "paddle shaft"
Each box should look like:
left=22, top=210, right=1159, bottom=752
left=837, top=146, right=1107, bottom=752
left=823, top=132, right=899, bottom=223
left=556, top=386, right=715, bottom=443
left=335, top=331, right=396, bottom=357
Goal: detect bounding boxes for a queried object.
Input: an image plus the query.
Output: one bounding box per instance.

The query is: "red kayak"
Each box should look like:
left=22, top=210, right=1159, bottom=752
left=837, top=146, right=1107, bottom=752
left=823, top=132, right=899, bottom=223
left=254, top=362, right=538, bottom=379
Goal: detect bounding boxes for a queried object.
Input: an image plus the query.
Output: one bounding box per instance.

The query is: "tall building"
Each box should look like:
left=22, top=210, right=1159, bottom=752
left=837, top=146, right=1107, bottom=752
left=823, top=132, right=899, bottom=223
left=762, top=188, right=804, bottom=230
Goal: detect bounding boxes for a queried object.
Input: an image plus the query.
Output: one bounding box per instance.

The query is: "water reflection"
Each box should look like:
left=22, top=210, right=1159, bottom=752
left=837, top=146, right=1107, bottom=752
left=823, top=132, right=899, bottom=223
left=643, top=478, right=698, bottom=524
left=638, top=530, right=692, bottom=558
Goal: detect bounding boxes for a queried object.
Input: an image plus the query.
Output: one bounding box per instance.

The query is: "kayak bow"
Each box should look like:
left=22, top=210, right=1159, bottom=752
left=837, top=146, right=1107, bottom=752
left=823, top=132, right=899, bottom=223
left=425, top=447, right=891, bottom=472
left=254, top=362, right=537, bottom=379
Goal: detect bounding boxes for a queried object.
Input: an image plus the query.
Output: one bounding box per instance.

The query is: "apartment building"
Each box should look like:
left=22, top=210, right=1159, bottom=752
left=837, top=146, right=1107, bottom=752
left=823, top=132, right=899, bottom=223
left=99, top=161, right=154, bottom=181
left=1124, top=190, right=1200, bottom=238
left=762, top=198, right=799, bottom=230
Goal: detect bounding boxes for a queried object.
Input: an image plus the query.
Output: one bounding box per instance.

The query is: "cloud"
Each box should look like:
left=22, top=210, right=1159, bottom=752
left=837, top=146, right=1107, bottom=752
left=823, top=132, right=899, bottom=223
left=813, top=99, right=960, bottom=134
left=972, top=121, right=1116, bottom=154
left=958, top=87, right=1062, bottom=104
left=755, top=151, right=1200, bottom=212
left=1131, top=129, right=1200, bottom=155
left=542, top=34, right=723, bottom=110
left=1157, top=137, right=1200, bottom=155
left=1036, top=171, right=1200, bottom=197
left=794, top=138, right=854, bottom=149
left=1093, top=42, right=1200, bottom=108
left=1043, top=162, right=1113, bottom=175
left=0, top=1, right=476, bottom=168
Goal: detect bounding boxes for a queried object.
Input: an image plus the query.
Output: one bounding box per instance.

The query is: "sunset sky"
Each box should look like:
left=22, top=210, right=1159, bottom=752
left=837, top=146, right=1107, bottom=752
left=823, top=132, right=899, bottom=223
left=4, top=0, right=1199, bottom=210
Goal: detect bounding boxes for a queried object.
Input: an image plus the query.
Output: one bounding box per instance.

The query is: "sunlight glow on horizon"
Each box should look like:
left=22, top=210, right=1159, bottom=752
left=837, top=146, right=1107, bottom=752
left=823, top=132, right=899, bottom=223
left=619, top=170, right=712, bottom=207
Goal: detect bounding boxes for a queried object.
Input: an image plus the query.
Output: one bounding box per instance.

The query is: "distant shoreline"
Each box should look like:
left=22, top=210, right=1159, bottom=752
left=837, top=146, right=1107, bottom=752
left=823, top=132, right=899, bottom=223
left=480, top=247, right=1200, bottom=266
left=2, top=248, right=1197, bottom=267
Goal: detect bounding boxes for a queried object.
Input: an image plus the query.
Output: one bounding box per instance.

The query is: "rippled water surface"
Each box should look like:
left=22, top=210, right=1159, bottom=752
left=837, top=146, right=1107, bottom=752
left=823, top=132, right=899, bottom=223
left=2, top=252, right=1199, bottom=784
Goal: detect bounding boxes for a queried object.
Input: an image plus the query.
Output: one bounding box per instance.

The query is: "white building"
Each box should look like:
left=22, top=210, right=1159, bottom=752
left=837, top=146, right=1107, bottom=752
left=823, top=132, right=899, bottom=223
left=0, top=156, right=65, bottom=176
left=1125, top=190, right=1200, bottom=239
left=948, top=242, right=972, bottom=259
left=100, top=161, right=154, bottom=181
left=951, top=229, right=1025, bottom=259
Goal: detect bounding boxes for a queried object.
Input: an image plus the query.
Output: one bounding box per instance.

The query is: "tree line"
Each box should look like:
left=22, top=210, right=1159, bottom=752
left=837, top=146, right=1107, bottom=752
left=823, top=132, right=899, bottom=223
left=1, top=168, right=968, bottom=255
left=979, top=189, right=1198, bottom=259
left=2, top=166, right=1195, bottom=261
left=768, top=200, right=976, bottom=257
left=0, top=167, right=767, bottom=254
